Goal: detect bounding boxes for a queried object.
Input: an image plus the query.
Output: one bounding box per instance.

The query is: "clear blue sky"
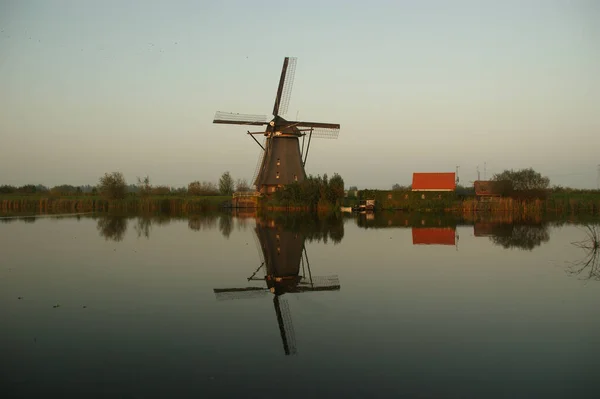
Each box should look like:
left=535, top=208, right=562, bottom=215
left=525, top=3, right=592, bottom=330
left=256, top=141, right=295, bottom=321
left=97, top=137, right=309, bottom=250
left=1, top=0, right=598, bottom=189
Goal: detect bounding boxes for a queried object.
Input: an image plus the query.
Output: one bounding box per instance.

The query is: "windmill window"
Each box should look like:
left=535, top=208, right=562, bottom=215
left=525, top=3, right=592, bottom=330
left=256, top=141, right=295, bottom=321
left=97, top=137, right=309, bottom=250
left=276, top=158, right=280, bottom=166
left=294, top=175, right=298, bottom=181
left=276, top=172, right=280, bottom=179
left=421, top=194, right=425, bottom=199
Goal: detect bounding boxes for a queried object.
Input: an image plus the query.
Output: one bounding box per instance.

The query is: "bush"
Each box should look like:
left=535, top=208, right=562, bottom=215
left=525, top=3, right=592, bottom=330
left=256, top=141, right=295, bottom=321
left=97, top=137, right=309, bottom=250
left=188, top=181, right=219, bottom=196
left=152, top=185, right=172, bottom=196
left=98, top=172, right=127, bottom=200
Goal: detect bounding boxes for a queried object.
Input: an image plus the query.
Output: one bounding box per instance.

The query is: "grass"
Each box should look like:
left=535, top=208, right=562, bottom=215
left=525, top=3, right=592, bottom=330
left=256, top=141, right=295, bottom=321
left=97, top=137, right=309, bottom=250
left=0, top=194, right=232, bottom=213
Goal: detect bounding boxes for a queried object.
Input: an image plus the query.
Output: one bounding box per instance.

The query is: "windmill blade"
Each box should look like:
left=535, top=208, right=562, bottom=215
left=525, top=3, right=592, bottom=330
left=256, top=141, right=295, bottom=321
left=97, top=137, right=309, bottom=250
left=283, top=121, right=340, bottom=140
left=278, top=57, right=296, bottom=116
left=272, top=57, right=297, bottom=117
left=288, top=121, right=340, bottom=129
left=307, top=127, right=340, bottom=140
left=213, top=111, right=268, bottom=126
left=274, top=296, right=297, bottom=355
left=297, top=275, right=341, bottom=292
left=213, top=287, right=269, bottom=301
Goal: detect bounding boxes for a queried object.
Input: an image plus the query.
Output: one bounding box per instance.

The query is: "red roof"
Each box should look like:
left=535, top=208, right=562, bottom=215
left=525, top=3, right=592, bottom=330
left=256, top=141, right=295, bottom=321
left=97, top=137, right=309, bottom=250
left=412, top=173, right=456, bottom=191
left=412, top=228, right=456, bottom=245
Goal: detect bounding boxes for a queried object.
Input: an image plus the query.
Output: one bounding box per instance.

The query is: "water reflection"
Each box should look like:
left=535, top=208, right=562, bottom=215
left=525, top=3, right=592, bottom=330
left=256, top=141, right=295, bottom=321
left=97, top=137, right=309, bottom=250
left=568, top=225, right=600, bottom=281
left=96, top=216, right=127, bottom=242
left=213, top=216, right=341, bottom=356
left=355, top=212, right=459, bottom=229
left=412, top=227, right=457, bottom=246
left=474, top=222, right=550, bottom=251
left=260, top=213, right=344, bottom=244
left=0, top=211, right=590, bottom=254
left=188, top=214, right=218, bottom=231
left=218, top=214, right=233, bottom=238
left=133, top=215, right=172, bottom=239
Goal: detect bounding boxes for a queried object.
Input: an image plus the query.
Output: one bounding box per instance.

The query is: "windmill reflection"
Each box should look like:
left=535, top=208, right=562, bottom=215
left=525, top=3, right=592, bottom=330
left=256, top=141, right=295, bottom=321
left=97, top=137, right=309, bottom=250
left=213, top=217, right=341, bottom=356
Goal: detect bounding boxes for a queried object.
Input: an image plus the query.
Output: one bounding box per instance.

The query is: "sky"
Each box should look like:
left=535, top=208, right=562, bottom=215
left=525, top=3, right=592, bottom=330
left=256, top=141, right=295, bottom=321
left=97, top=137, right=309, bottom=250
left=0, top=0, right=599, bottom=189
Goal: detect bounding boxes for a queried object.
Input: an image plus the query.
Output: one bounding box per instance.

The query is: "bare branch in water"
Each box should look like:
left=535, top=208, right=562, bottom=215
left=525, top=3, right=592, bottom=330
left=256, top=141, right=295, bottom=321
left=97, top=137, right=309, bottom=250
left=567, top=224, right=600, bottom=281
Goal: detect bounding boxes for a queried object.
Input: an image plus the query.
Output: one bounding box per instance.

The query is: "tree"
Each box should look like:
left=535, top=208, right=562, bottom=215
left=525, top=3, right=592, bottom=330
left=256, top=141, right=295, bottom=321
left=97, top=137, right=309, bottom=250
left=137, top=176, right=152, bottom=197
left=51, top=184, right=78, bottom=195
left=98, top=172, right=127, bottom=200
left=328, top=173, right=345, bottom=205
left=492, top=168, right=549, bottom=191
left=235, top=178, right=250, bottom=192
left=392, top=183, right=410, bottom=191
left=348, top=186, right=358, bottom=191
left=17, top=184, right=37, bottom=194
left=188, top=181, right=218, bottom=196
left=219, top=171, right=234, bottom=195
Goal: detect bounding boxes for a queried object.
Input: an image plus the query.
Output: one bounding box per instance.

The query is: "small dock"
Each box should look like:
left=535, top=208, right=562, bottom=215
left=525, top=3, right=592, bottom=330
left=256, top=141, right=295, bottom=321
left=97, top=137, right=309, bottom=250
left=231, top=191, right=261, bottom=208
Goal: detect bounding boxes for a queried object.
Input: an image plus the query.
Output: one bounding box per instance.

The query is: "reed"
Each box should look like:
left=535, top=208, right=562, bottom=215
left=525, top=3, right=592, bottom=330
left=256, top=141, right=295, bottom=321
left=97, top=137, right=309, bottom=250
left=0, top=196, right=231, bottom=213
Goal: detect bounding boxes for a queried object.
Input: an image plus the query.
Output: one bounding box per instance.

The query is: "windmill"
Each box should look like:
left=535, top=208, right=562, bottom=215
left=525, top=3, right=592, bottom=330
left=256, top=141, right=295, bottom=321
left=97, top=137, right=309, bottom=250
left=213, top=218, right=341, bottom=355
left=213, top=57, right=340, bottom=194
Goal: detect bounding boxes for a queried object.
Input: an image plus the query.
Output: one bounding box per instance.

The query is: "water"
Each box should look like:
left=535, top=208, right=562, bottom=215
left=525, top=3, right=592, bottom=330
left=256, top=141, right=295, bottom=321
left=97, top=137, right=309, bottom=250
left=1, top=213, right=599, bottom=398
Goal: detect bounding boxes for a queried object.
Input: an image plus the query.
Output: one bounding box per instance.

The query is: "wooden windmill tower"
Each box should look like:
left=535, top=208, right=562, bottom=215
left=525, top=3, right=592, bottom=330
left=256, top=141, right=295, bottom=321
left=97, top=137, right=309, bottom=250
left=213, top=219, right=341, bottom=355
left=213, top=57, right=340, bottom=194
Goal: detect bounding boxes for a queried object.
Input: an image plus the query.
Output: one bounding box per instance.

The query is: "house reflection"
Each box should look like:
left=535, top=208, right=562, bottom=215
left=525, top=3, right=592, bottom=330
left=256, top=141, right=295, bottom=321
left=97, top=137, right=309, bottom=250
left=474, top=222, right=550, bottom=251
left=355, top=212, right=460, bottom=230
left=412, top=227, right=456, bottom=246
left=213, top=216, right=341, bottom=356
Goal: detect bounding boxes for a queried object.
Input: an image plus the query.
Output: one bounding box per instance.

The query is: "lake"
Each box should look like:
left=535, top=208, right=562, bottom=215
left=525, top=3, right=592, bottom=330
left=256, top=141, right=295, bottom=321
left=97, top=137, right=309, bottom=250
left=1, top=212, right=599, bottom=398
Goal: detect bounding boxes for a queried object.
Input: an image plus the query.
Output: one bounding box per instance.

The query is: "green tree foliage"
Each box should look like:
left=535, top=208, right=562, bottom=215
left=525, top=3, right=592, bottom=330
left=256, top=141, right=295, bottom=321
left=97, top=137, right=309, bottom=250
left=152, top=185, right=172, bottom=195
left=0, top=184, right=43, bottom=194
left=98, top=172, right=127, bottom=200
left=137, top=176, right=152, bottom=197
left=50, top=185, right=79, bottom=195
left=0, top=185, right=16, bottom=194
left=493, top=168, right=550, bottom=191
left=273, top=173, right=346, bottom=209
left=188, top=181, right=219, bottom=196
left=392, top=183, right=411, bottom=191
left=328, top=173, right=345, bottom=205
left=219, top=171, right=234, bottom=195
left=455, top=184, right=475, bottom=196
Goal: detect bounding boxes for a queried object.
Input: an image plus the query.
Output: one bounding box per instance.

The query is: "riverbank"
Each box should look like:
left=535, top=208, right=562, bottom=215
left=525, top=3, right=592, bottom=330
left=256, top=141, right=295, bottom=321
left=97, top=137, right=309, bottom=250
left=2, top=191, right=600, bottom=215
left=343, top=191, right=600, bottom=215
left=0, top=195, right=231, bottom=213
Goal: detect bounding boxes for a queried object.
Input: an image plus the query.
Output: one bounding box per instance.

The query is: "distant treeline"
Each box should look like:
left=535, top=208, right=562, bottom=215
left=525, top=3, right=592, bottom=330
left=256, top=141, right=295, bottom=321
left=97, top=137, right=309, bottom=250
left=0, top=183, right=210, bottom=196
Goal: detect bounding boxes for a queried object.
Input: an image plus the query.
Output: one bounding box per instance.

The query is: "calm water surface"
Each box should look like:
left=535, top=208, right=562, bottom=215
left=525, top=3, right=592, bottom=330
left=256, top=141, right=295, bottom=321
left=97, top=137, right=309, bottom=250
left=1, top=213, right=599, bottom=398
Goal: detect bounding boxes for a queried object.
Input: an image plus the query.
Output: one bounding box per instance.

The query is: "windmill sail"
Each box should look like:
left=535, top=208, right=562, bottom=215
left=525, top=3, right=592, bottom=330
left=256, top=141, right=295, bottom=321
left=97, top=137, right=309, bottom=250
left=272, top=57, right=297, bottom=117
left=212, top=57, right=340, bottom=194
left=277, top=57, right=296, bottom=116
left=213, top=111, right=268, bottom=125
